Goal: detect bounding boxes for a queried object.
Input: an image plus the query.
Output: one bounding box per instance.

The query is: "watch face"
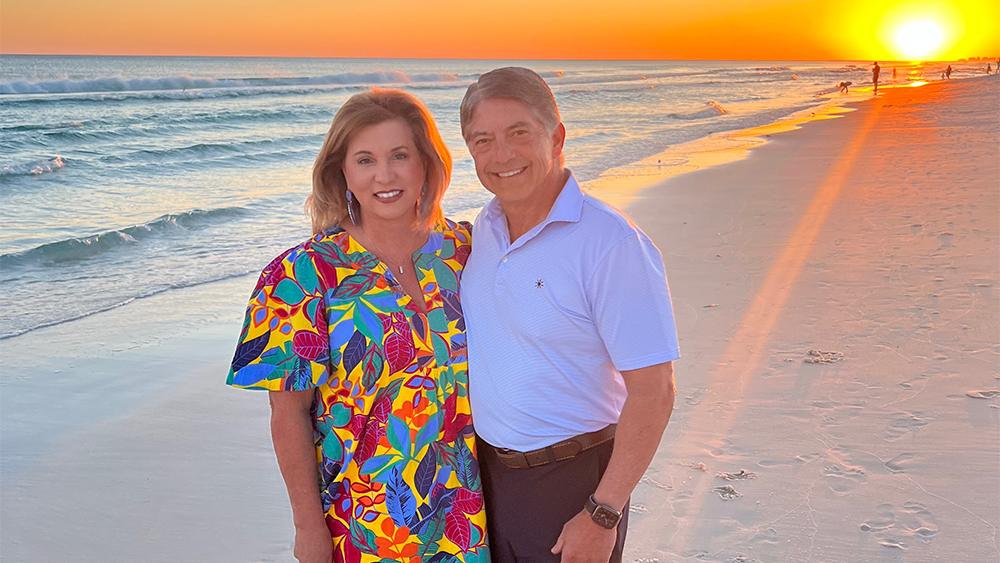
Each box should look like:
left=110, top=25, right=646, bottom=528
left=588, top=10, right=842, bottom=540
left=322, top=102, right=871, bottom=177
left=592, top=505, right=620, bottom=529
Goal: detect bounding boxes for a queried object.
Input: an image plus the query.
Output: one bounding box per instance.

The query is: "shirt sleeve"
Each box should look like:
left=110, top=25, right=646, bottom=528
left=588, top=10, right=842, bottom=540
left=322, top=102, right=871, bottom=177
left=227, top=246, right=330, bottom=391
left=587, top=231, right=680, bottom=372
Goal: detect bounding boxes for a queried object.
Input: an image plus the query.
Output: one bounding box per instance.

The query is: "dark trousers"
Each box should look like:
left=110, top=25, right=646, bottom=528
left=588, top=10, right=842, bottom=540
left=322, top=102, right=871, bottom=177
left=477, top=436, right=628, bottom=563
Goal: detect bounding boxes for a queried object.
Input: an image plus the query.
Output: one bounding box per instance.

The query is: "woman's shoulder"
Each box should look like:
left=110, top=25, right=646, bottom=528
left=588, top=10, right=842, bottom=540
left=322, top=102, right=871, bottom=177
left=251, top=227, right=352, bottom=294
left=440, top=217, right=472, bottom=243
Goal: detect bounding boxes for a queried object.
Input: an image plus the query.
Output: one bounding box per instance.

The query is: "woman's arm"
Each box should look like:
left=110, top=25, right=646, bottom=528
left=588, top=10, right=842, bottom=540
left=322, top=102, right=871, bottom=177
left=269, top=389, right=333, bottom=563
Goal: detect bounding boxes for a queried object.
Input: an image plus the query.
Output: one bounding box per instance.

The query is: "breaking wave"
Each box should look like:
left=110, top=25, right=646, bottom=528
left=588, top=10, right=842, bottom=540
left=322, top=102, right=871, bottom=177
left=0, top=156, right=66, bottom=176
left=0, top=207, right=250, bottom=269
left=668, top=101, right=729, bottom=120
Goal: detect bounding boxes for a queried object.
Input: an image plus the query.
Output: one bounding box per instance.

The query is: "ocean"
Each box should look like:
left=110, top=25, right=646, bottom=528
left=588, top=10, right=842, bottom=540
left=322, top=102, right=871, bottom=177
left=0, top=56, right=966, bottom=339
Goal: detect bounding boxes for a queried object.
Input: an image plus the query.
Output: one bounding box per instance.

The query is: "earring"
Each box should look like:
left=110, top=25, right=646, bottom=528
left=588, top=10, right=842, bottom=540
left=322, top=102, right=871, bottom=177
left=346, top=190, right=359, bottom=226
left=415, top=183, right=427, bottom=215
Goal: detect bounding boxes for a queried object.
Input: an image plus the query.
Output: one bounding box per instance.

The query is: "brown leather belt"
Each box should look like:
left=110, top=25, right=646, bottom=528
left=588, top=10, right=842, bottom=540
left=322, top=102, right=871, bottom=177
left=486, top=424, right=617, bottom=469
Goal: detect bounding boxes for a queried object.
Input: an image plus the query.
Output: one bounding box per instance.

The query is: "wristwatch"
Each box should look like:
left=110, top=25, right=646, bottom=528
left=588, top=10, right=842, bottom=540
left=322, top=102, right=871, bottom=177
left=584, top=495, right=622, bottom=529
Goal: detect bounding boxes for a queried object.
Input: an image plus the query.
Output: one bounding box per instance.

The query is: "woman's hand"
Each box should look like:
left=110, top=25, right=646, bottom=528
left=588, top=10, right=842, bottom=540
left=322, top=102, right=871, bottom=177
left=269, top=389, right=333, bottom=563
left=293, top=522, right=334, bottom=563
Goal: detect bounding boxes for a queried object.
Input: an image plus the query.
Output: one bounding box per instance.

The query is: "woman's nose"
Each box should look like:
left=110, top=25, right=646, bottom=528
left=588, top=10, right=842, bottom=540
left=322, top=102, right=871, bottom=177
left=374, top=160, right=394, bottom=182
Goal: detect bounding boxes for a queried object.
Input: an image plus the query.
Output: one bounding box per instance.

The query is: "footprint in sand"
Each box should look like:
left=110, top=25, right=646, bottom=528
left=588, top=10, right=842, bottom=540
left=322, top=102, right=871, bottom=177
left=750, top=527, right=780, bottom=544
left=822, top=463, right=868, bottom=494
left=966, top=390, right=1000, bottom=399
left=712, top=485, right=742, bottom=500
left=684, top=388, right=706, bottom=406
left=758, top=453, right=822, bottom=467
left=898, top=370, right=936, bottom=390
left=884, top=453, right=916, bottom=474
left=860, top=502, right=939, bottom=547
left=900, top=502, right=940, bottom=542
left=884, top=412, right=930, bottom=441
left=860, top=503, right=895, bottom=533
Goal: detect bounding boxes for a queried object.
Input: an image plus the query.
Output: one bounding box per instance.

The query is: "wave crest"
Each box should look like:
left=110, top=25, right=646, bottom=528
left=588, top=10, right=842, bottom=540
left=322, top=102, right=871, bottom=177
left=0, top=156, right=66, bottom=176
left=0, top=70, right=463, bottom=96
left=0, top=207, right=249, bottom=269
left=668, top=101, right=729, bottom=120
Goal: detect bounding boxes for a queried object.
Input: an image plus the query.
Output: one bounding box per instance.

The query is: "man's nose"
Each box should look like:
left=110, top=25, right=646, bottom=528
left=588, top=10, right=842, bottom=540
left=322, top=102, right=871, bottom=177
left=495, top=137, right=516, bottom=162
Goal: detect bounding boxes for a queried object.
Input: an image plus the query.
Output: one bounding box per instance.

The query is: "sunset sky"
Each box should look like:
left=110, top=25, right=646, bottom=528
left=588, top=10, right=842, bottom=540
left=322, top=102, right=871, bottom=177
left=1, top=0, right=997, bottom=60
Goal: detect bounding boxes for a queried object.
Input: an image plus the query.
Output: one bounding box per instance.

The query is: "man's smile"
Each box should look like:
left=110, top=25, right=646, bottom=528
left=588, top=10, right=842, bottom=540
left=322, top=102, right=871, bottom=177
left=496, top=167, right=527, bottom=178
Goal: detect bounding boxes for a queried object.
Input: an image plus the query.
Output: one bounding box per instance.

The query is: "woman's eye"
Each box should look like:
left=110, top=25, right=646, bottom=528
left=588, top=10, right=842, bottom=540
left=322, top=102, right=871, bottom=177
left=392, top=152, right=408, bottom=160
left=357, top=157, right=373, bottom=165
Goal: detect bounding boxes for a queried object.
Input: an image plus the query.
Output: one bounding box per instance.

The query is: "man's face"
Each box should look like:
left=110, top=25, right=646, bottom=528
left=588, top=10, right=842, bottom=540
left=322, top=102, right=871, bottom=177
left=465, top=97, right=564, bottom=206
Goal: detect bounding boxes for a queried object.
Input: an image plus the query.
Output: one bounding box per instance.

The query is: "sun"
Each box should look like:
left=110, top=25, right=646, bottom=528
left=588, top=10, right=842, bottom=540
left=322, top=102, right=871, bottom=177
left=894, top=20, right=944, bottom=59
left=875, top=1, right=965, bottom=61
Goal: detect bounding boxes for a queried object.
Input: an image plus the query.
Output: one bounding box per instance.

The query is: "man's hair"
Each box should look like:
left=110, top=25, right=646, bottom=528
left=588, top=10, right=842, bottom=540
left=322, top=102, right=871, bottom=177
left=307, top=88, right=450, bottom=234
left=459, top=67, right=561, bottom=140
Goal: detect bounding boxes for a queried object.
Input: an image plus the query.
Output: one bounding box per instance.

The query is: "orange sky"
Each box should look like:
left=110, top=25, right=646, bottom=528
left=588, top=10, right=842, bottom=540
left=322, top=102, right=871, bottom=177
left=1, top=0, right=997, bottom=60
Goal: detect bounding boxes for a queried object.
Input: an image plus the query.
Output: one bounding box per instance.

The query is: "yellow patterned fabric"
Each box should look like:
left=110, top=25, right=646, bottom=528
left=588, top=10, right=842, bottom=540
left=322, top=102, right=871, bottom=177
left=228, top=219, right=488, bottom=563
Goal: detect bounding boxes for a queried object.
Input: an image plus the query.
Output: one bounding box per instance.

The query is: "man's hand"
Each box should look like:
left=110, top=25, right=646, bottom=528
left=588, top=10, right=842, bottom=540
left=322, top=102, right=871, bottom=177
left=551, top=510, right=617, bottom=563
left=292, top=522, right=334, bottom=563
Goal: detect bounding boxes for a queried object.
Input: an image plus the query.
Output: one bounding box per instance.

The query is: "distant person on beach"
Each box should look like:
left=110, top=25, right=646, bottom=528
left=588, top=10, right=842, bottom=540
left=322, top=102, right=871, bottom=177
left=946, top=65, right=953, bottom=79
left=838, top=81, right=852, bottom=93
left=893, top=67, right=897, bottom=79
left=872, top=61, right=881, bottom=94
left=227, top=90, right=488, bottom=563
left=988, top=63, right=992, bottom=75
left=459, top=67, right=678, bottom=563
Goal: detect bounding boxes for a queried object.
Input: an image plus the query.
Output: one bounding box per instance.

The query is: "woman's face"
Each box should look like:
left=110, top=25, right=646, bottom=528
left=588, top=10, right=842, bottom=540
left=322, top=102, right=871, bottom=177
left=342, top=119, right=426, bottom=226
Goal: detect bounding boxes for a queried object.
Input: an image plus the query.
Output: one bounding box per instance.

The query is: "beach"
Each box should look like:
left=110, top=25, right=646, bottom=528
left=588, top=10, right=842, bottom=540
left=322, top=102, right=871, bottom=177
left=624, top=76, right=999, bottom=561
left=1, top=72, right=998, bottom=562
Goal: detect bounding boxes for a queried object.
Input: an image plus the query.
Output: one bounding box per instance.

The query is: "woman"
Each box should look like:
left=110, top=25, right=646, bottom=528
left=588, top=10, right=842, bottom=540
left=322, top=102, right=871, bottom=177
left=227, top=89, right=488, bottom=563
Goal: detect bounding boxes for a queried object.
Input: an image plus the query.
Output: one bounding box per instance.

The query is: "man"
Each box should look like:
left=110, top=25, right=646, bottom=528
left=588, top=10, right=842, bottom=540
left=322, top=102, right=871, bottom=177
left=459, top=67, right=679, bottom=563
left=872, top=61, right=881, bottom=94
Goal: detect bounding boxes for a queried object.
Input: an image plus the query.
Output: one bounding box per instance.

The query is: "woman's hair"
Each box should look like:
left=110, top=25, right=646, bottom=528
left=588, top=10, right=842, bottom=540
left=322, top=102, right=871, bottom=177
left=307, top=88, right=450, bottom=234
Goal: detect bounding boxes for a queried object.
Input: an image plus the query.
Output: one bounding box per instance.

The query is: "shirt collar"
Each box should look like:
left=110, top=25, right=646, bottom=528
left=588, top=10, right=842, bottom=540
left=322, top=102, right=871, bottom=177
left=483, top=170, right=583, bottom=246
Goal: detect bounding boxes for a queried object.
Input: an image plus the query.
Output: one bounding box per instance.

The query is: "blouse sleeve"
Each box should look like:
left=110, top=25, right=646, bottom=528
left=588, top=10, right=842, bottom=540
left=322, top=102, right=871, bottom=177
left=226, top=246, right=330, bottom=391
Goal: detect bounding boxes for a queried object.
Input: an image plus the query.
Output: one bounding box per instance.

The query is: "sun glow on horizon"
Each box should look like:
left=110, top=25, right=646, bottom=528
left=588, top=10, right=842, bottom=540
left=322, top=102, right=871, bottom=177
left=876, top=1, right=965, bottom=60
left=894, top=20, right=944, bottom=59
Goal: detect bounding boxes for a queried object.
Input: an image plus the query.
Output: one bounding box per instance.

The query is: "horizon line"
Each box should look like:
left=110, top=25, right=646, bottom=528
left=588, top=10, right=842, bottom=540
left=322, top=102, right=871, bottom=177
left=3, top=53, right=997, bottom=63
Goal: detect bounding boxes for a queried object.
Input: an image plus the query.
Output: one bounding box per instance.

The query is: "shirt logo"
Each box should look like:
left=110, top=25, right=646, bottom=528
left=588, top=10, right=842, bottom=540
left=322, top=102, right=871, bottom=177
left=535, top=279, right=544, bottom=289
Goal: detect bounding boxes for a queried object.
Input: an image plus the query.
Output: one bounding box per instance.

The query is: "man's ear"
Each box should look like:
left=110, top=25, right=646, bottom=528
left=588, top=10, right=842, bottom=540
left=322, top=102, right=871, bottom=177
left=551, top=122, right=566, bottom=159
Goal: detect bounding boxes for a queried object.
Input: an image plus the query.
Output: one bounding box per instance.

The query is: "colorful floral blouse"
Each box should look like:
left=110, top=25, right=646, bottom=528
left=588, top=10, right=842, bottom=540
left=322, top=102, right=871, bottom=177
left=227, top=219, right=489, bottom=563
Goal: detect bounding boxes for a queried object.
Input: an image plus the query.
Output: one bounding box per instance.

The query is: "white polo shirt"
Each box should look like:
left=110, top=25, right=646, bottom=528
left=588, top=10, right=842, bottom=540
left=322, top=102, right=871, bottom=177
left=462, top=173, right=680, bottom=451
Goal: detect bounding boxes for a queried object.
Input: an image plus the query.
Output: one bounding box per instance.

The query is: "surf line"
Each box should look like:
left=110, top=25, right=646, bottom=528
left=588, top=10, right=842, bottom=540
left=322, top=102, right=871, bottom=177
left=633, top=102, right=880, bottom=549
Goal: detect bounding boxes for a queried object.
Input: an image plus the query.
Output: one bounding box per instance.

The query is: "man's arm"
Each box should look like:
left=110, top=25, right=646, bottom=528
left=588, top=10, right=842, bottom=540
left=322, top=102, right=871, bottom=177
left=551, top=361, right=676, bottom=562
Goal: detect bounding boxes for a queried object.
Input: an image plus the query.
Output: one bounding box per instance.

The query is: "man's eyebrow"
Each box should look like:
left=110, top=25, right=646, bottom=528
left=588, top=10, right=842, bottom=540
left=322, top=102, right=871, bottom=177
left=505, top=121, right=531, bottom=131
left=468, top=130, right=491, bottom=139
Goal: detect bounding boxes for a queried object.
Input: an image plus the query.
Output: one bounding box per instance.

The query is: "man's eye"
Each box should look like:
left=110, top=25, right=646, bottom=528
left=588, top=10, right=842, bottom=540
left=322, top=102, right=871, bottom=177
left=475, top=138, right=490, bottom=146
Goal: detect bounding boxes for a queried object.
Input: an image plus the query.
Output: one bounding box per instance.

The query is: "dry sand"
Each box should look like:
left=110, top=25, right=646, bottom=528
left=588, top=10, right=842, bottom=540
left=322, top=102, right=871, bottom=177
left=624, top=77, right=999, bottom=562
left=1, top=77, right=997, bottom=562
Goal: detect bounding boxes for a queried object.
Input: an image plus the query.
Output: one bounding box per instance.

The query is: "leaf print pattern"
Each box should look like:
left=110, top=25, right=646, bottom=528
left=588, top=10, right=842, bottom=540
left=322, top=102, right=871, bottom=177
left=227, top=219, right=487, bottom=561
